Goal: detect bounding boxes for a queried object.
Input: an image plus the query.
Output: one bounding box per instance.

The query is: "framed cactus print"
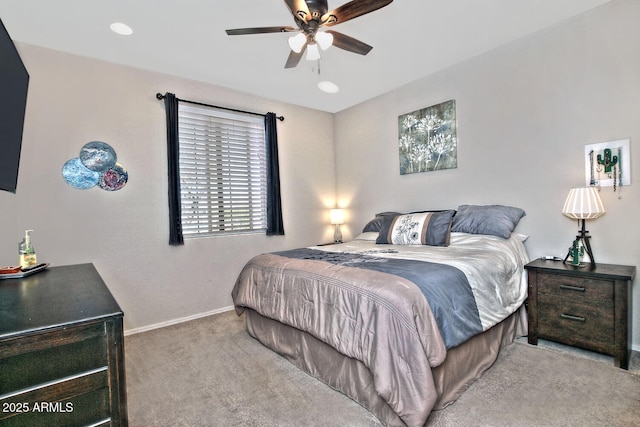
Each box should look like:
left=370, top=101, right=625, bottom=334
left=585, top=139, right=630, bottom=190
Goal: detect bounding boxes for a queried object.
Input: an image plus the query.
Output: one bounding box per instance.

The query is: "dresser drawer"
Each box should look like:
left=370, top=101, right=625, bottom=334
left=1, top=380, right=111, bottom=427
left=0, top=322, right=107, bottom=395
left=538, top=293, right=614, bottom=352
left=537, top=273, right=613, bottom=301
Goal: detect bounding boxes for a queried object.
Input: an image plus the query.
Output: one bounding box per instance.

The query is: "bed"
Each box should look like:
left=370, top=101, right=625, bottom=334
left=232, top=205, right=529, bottom=426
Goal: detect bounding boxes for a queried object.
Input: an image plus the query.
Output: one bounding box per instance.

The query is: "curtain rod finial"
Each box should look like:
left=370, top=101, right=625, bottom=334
left=156, top=93, right=165, bottom=100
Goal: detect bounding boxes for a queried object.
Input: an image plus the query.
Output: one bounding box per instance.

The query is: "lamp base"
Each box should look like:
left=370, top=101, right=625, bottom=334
left=563, top=219, right=596, bottom=268
left=333, top=224, right=342, bottom=243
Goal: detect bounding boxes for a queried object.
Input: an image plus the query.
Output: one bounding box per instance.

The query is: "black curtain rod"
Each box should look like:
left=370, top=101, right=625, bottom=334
left=156, top=93, right=284, bottom=121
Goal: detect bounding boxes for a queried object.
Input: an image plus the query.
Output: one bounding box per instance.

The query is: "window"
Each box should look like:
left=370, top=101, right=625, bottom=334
left=177, top=103, right=267, bottom=236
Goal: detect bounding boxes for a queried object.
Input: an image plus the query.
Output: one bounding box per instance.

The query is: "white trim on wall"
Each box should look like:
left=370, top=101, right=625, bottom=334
left=124, top=306, right=235, bottom=336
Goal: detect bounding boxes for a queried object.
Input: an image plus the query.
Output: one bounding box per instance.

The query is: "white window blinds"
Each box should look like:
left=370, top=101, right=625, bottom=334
left=178, top=103, right=267, bottom=236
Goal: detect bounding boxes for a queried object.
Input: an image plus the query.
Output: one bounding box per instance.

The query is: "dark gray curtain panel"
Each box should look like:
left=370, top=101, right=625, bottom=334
left=164, top=92, right=184, bottom=246
left=265, top=112, right=284, bottom=236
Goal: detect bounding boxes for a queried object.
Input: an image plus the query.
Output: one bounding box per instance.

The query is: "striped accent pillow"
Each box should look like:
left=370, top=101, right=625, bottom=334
left=376, top=210, right=454, bottom=246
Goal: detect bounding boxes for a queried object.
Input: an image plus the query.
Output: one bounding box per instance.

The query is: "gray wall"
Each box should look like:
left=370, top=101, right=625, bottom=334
left=1, top=0, right=638, bottom=350
left=0, top=44, right=336, bottom=332
left=334, top=0, right=640, bottom=349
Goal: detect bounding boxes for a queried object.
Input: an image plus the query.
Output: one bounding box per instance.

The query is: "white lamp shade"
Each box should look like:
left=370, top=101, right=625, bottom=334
left=330, top=209, right=345, bottom=225
left=315, top=31, right=333, bottom=50
left=562, top=187, right=606, bottom=219
left=306, top=43, right=321, bottom=61
left=288, top=33, right=306, bottom=53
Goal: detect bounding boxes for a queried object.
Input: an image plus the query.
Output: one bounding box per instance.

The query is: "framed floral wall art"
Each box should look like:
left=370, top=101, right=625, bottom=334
left=398, top=100, right=457, bottom=175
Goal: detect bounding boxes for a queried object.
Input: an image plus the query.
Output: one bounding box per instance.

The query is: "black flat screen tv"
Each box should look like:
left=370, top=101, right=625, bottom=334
left=0, top=17, right=29, bottom=193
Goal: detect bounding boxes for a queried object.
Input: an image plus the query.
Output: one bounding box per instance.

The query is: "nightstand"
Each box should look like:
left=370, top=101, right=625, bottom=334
left=525, top=259, right=635, bottom=369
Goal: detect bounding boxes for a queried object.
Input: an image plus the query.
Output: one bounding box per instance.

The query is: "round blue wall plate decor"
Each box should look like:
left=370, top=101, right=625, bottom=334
left=62, top=158, right=101, bottom=189
left=80, top=141, right=117, bottom=172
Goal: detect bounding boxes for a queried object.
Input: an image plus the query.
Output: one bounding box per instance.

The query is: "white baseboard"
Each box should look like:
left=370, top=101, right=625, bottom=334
left=124, top=305, right=235, bottom=336
left=124, top=311, right=640, bottom=354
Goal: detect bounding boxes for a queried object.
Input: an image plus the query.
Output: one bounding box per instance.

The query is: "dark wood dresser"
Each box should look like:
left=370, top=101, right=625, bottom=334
left=525, top=258, right=635, bottom=369
left=0, top=263, right=128, bottom=426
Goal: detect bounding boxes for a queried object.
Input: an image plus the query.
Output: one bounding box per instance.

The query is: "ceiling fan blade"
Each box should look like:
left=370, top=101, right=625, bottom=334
left=326, top=30, right=372, bottom=55
left=322, top=0, right=393, bottom=27
left=285, top=45, right=306, bottom=68
left=283, top=0, right=312, bottom=23
left=226, top=26, right=296, bottom=35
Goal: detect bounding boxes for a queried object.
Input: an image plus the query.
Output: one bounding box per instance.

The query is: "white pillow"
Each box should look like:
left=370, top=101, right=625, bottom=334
left=353, top=232, right=379, bottom=241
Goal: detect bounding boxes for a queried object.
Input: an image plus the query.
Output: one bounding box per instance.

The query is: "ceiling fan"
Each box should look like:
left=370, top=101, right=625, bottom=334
left=226, top=0, right=394, bottom=68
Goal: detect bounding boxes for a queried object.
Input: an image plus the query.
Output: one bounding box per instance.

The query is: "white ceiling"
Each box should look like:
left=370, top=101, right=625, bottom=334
left=0, top=0, right=611, bottom=113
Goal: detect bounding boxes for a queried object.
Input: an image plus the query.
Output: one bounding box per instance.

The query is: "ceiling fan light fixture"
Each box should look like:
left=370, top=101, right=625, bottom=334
left=288, top=33, right=307, bottom=53
left=306, top=43, right=321, bottom=61
left=226, top=0, right=394, bottom=69
left=315, top=31, right=333, bottom=50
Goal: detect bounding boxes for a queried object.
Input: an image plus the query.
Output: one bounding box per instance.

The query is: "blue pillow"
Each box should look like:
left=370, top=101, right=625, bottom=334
left=451, top=204, right=525, bottom=239
left=362, top=212, right=402, bottom=233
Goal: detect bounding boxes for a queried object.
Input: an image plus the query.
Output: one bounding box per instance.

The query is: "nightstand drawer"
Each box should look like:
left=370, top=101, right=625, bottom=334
left=538, top=293, right=614, bottom=351
left=537, top=273, right=613, bottom=301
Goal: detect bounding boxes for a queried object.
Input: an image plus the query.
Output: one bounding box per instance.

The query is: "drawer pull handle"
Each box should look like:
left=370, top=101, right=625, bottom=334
left=561, top=313, right=586, bottom=322
left=559, top=284, right=585, bottom=292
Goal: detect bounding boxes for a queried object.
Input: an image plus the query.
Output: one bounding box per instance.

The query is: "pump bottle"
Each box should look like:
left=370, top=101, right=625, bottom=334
left=19, top=230, right=37, bottom=268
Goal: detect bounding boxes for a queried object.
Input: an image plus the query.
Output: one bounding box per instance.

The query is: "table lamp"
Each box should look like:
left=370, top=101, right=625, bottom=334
left=561, top=187, right=605, bottom=267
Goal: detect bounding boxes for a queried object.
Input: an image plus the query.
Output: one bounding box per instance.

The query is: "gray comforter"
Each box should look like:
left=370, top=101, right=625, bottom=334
left=272, top=248, right=483, bottom=349
left=231, top=233, right=529, bottom=426
left=232, top=252, right=448, bottom=426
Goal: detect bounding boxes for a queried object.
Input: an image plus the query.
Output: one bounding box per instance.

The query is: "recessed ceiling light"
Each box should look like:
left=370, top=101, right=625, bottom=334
left=110, top=22, right=133, bottom=36
left=318, top=81, right=339, bottom=94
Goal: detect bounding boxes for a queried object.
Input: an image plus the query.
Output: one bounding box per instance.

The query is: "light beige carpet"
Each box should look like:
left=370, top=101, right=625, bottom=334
left=426, top=340, right=640, bottom=426
left=125, top=310, right=640, bottom=426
